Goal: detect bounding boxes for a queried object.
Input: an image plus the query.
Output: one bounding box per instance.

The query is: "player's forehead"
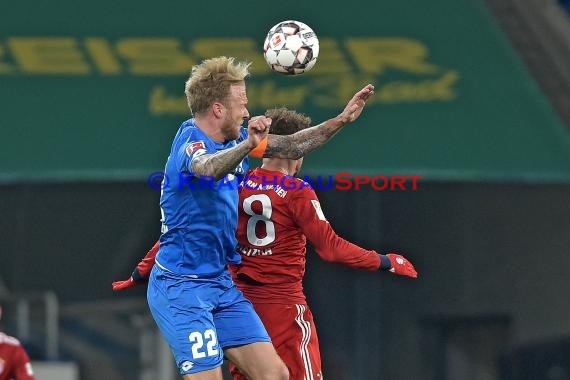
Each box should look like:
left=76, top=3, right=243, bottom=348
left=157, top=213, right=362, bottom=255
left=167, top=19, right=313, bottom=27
left=229, top=83, right=248, bottom=104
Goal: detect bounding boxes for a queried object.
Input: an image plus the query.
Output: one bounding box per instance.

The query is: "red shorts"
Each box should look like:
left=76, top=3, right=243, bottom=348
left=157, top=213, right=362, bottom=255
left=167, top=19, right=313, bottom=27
left=230, top=302, right=322, bottom=380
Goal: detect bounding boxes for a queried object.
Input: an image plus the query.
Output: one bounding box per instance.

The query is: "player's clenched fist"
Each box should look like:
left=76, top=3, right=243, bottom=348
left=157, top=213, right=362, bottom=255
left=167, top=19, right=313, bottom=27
left=383, top=253, right=418, bottom=278
left=247, top=116, right=271, bottom=148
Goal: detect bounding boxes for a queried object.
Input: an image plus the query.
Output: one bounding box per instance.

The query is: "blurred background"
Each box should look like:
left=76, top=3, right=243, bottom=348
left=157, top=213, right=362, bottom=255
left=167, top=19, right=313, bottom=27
left=1, top=0, right=570, bottom=379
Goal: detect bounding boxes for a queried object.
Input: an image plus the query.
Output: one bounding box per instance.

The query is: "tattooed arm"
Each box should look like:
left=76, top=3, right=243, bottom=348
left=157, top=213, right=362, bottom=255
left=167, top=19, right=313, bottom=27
left=264, top=84, right=375, bottom=159
left=264, top=117, right=345, bottom=159
left=191, top=142, right=253, bottom=181
left=191, top=117, right=271, bottom=180
left=191, top=84, right=374, bottom=178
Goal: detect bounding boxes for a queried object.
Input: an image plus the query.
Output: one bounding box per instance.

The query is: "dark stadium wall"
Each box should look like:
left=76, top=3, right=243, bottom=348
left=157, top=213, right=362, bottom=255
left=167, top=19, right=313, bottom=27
left=308, top=182, right=570, bottom=379
left=1, top=181, right=569, bottom=379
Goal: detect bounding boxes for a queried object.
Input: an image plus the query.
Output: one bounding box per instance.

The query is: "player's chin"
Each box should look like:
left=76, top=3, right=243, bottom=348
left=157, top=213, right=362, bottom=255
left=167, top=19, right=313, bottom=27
left=229, top=127, right=241, bottom=140
left=226, top=126, right=237, bottom=140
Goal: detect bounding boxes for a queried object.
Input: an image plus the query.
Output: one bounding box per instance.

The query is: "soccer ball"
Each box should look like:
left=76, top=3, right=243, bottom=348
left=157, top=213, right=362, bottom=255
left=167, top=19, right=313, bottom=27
left=263, top=20, right=319, bottom=75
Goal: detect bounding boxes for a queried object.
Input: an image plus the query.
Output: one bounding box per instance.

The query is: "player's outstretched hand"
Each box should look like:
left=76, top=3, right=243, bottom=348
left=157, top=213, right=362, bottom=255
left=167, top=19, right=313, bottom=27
left=247, top=115, right=271, bottom=148
left=386, top=253, right=418, bottom=278
left=112, top=241, right=158, bottom=291
left=112, top=268, right=149, bottom=291
left=337, top=84, right=375, bottom=124
left=112, top=277, right=138, bottom=291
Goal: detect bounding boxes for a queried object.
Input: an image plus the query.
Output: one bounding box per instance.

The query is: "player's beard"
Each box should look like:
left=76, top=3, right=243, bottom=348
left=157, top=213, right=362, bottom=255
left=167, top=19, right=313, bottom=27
left=221, top=113, right=241, bottom=141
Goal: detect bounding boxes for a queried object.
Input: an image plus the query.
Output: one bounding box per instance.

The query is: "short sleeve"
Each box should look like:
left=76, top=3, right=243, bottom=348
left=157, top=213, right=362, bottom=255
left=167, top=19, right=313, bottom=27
left=177, top=139, right=211, bottom=173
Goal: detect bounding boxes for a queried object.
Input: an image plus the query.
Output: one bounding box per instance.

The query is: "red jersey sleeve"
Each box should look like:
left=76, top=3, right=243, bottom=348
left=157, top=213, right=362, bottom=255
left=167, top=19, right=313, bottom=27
left=12, top=345, right=35, bottom=380
left=289, top=186, right=381, bottom=271
left=135, top=240, right=159, bottom=278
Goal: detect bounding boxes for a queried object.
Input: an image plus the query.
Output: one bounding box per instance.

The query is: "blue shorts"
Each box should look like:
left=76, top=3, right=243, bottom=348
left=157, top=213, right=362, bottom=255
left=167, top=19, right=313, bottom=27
left=147, top=265, right=271, bottom=375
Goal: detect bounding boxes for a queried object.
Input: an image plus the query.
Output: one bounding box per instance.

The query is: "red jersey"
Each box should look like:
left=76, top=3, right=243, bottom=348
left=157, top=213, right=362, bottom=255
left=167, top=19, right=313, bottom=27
left=0, top=333, right=35, bottom=380
left=231, top=167, right=380, bottom=304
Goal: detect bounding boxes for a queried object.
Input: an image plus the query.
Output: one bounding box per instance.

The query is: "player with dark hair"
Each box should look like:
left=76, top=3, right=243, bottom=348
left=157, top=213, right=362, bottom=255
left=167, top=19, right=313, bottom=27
left=123, top=55, right=375, bottom=379
left=228, top=107, right=417, bottom=379
left=0, top=305, right=35, bottom=380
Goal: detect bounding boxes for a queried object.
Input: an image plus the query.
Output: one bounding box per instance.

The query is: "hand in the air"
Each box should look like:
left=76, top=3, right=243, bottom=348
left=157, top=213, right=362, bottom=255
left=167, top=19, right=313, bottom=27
left=337, top=84, right=375, bottom=124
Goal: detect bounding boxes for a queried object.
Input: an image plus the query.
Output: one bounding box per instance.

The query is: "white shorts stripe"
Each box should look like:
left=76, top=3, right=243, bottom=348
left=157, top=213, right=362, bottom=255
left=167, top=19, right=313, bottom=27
left=295, top=304, right=314, bottom=380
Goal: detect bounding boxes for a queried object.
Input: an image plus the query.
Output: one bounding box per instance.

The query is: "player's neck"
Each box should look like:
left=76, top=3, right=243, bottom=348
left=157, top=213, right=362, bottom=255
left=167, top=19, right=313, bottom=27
left=262, top=159, right=295, bottom=176
left=193, top=115, right=226, bottom=143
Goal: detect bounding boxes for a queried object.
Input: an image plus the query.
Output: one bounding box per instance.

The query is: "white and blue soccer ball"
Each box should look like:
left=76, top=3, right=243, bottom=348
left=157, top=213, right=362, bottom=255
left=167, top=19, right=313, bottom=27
left=263, top=20, right=319, bottom=75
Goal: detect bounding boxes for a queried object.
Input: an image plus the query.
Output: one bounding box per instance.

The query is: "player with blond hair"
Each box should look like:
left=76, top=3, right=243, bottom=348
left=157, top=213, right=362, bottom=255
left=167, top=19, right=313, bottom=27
left=126, top=56, right=375, bottom=379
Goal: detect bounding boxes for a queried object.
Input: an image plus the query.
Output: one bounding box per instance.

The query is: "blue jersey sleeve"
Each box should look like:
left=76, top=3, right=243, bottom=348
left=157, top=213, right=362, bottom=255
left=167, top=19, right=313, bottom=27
left=176, top=133, right=213, bottom=173
left=175, top=127, right=247, bottom=173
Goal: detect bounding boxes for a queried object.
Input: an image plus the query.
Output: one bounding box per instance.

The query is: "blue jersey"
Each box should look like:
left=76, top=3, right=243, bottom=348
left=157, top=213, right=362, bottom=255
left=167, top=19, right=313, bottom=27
left=156, top=119, right=249, bottom=277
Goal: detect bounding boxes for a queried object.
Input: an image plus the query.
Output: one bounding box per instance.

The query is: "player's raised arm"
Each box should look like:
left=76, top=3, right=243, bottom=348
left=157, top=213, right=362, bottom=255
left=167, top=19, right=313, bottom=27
left=192, top=116, right=270, bottom=181
left=190, top=142, right=252, bottom=181
left=257, top=84, right=374, bottom=159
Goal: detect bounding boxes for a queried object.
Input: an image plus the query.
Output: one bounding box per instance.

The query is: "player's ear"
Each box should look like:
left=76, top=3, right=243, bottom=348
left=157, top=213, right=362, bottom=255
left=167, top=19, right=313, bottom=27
left=212, top=102, right=224, bottom=119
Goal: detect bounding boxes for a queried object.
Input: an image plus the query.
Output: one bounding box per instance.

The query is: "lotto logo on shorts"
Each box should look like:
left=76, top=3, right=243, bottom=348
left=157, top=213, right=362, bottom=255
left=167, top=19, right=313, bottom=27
left=181, top=361, right=194, bottom=371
